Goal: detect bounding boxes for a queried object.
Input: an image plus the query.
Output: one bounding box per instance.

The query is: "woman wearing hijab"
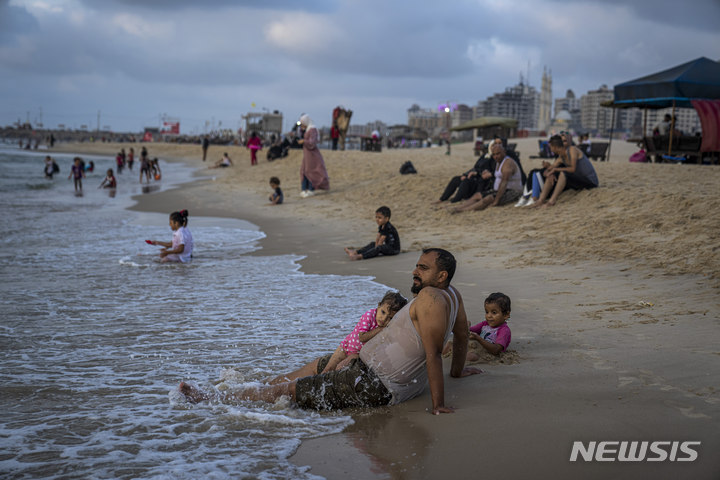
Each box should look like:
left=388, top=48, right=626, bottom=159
left=298, top=114, right=329, bottom=197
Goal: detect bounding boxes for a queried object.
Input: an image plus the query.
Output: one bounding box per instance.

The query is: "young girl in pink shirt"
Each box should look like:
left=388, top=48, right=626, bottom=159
left=321, top=291, right=407, bottom=373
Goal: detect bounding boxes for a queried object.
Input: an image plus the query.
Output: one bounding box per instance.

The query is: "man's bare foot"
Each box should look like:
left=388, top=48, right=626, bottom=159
left=540, top=200, right=555, bottom=209
left=179, top=382, right=211, bottom=403
left=431, top=199, right=445, bottom=205
left=344, top=247, right=357, bottom=257
left=349, top=253, right=363, bottom=261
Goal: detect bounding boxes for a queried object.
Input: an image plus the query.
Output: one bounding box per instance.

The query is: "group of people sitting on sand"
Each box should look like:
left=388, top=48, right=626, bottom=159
left=434, top=133, right=599, bottom=211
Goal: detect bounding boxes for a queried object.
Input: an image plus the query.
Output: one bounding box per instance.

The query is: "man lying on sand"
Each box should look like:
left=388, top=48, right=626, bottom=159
left=179, top=248, right=483, bottom=414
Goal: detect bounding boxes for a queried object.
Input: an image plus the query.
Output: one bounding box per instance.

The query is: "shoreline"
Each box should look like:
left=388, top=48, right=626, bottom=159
left=49, top=140, right=720, bottom=478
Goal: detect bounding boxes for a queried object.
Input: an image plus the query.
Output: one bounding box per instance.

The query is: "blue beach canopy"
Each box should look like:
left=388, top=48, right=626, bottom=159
left=613, top=57, right=720, bottom=108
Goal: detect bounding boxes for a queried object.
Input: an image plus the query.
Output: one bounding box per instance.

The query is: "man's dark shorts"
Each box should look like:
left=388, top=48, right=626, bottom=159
left=295, top=354, right=392, bottom=410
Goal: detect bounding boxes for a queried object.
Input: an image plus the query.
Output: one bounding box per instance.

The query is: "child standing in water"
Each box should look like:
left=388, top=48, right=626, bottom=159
left=320, top=291, right=407, bottom=373
left=98, top=169, right=117, bottom=189
left=44, top=155, right=55, bottom=178
left=151, top=158, right=162, bottom=181
left=139, top=151, right=151, bottom=183
left=148, top=210, right=194, bottom=263
left=68, top=157, right=85, bottom=192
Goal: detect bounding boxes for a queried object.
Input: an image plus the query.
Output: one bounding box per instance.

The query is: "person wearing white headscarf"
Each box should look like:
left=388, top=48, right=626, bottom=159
left=298, top=114, right=329, bottom=197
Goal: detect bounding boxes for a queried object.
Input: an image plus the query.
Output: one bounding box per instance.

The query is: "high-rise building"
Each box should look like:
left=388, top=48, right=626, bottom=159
left=580, top=85, right=614, bottom=135
left=476, top=78, right=540, bottom=131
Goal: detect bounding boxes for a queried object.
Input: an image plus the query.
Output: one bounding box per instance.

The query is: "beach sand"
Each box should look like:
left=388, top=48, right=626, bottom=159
left=52, top=139, right=720, bottom=479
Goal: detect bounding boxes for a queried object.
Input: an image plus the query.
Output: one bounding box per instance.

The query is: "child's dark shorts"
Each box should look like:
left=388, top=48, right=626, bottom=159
left=295, top=354, right=392, bottom=410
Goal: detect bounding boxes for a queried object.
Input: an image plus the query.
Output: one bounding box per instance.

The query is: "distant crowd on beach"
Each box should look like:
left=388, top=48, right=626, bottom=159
left=218, top=125, right=600, bottom=214
left=42, top=143, right=165, bottom=197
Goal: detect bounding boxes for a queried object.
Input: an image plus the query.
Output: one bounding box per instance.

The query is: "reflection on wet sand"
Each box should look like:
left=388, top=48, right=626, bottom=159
left=295, top=408, right=433, bottom=479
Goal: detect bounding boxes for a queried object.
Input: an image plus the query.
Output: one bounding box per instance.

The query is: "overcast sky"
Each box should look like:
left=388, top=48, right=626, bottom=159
left=1, top=0, right=719, bottom=134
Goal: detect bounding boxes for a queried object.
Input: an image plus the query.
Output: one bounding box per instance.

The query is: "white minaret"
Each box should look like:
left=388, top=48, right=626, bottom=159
left=538, top=66, right=553, bottom=132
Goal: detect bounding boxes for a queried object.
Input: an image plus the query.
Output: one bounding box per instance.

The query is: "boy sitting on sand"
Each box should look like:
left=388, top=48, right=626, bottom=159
left=344, top=206, right=400, bottom=260
left=268, top=176, right=283, bottom=205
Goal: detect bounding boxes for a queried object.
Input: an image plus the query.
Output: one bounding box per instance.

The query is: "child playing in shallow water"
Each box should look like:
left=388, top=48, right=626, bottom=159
left=151, top=158, right=162, bottom=180
left=98, top=169, right=116, bottom=189
left=148, top=210, right=194, bottom=263
left=320, top=291, right=407, bottom=373
left=68, top=157, right=85, bottom=191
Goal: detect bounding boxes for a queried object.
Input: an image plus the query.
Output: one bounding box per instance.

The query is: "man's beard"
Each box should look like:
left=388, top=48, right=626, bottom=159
left=410, top=276, right=423, bottom=295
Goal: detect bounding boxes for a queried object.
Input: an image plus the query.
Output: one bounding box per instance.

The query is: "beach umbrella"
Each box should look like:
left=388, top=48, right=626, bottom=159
left=610, top=57, right=720, bottom=158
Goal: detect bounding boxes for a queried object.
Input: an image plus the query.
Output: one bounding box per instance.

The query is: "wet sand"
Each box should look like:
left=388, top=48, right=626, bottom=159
left=51, top=138, right=720, bottom=479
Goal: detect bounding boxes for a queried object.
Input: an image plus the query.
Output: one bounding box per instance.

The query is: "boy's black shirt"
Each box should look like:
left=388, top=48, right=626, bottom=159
left=379, top=221, right=400, bottom=251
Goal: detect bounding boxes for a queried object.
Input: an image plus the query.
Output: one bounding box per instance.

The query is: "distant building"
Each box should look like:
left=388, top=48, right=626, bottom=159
left=365, top=120, right=388, bottom=137
left=614, top=108, right=643, bottom=137
left=547, top=109, right=573, bottom=136
left=476, top=78, right=541, bottom=131
left=449, top=104, right=473, bottom=141
left=347, top=124, right=367, bottom=136
left=554, top=89, right=582, bottom=133
left=580, top=85, right=614, bottom=136
left=340, top=120, right=389, bottom=138
left=242, top=111, right=283, bottom=140
left=407, top=104, right=442, bottom=134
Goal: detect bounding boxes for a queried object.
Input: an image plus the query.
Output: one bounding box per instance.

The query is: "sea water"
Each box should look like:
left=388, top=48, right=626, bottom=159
left=0, top=148, right=391, bottom=479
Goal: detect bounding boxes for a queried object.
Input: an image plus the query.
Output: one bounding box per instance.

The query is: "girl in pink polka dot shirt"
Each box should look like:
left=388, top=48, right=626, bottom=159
left=321, top=291, right=407, bottom=374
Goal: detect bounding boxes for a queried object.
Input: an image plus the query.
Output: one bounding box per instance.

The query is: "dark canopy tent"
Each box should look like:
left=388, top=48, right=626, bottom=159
left=609, top=57, right=720, bottom=160
left=613, top=57, right=720, bottom=109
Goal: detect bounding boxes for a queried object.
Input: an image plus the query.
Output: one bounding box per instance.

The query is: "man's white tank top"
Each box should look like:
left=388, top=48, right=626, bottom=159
left=493, top=156, right=523, bottom=192
left=359, top=286, right=459, bottom=404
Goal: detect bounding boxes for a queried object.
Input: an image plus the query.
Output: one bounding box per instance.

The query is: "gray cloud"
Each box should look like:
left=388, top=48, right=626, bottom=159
left=0, top=1, right=39, bottom=45
left=1, top=0, right=719, bottom=132
left=78, top=0, right=337, bottom=13
left=594, top=0, right=720, bottom=31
